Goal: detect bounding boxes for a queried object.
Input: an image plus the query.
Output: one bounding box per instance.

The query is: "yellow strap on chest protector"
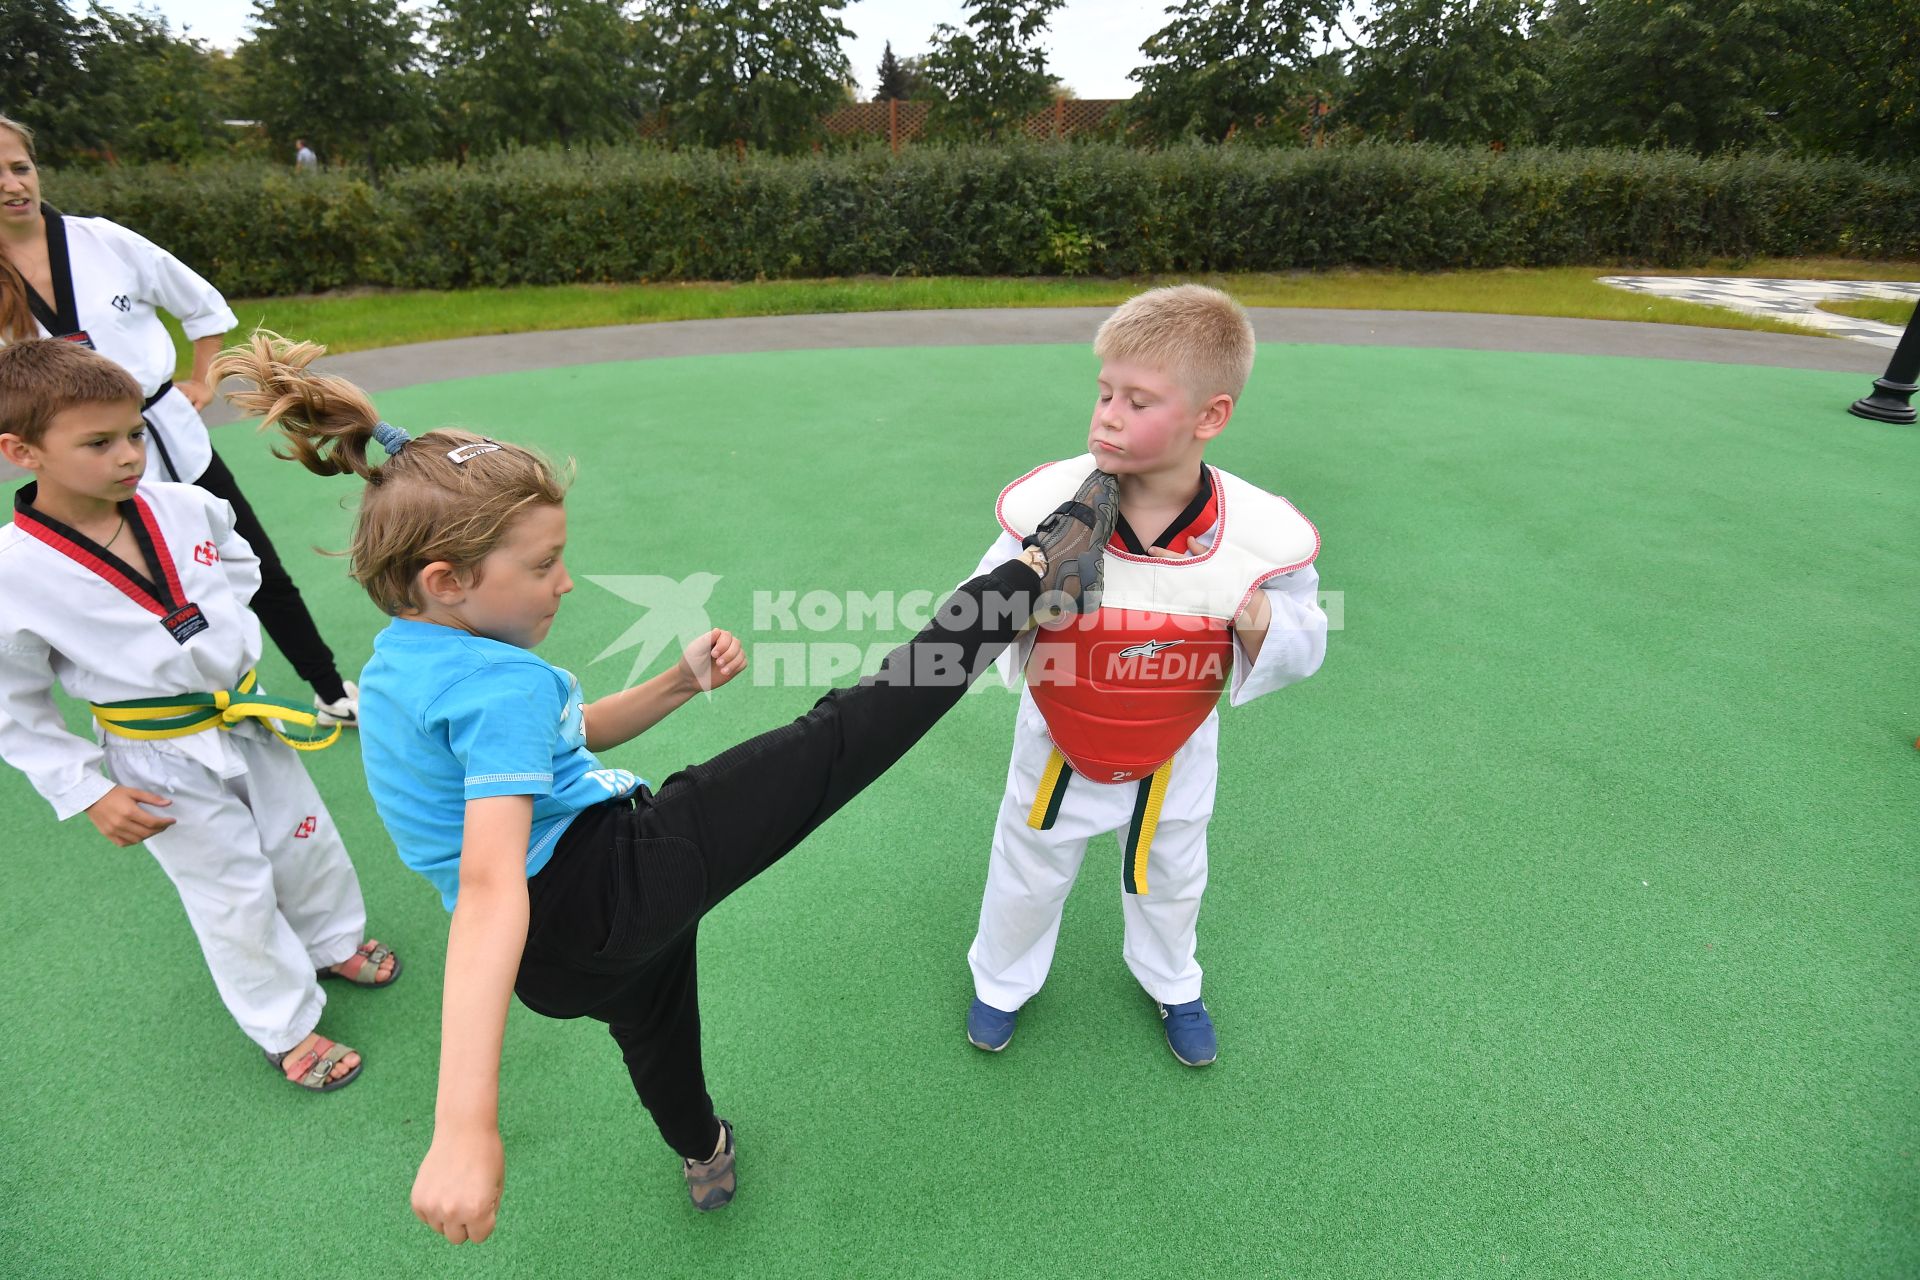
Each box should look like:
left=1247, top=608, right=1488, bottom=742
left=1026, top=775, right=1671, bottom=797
left=91, top=669, right=341, bottom=752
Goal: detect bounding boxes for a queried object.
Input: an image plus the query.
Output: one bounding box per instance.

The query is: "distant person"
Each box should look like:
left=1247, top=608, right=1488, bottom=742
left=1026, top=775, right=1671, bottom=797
left=0, top=114, right=362, bottom=727
left=294, top=139, right=317, bottom=173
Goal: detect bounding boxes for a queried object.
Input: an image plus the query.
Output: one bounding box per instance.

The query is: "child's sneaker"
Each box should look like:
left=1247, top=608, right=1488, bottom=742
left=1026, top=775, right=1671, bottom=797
left=1024, top=468, right=1120, bottom=618
left=966, top=997, right=1017, bottom=1052
left=683, top=1118, right=736, bottom=1211
left=1157, top=998, right=1217, bottom=1066
left=314, top=680, right=359, bottom=728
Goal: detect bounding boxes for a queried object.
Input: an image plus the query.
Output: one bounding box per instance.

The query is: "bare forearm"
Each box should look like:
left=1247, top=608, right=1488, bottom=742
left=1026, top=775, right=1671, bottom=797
left=583, top=666, right=696, bottom=751
left=1233, top=589, right=1272, bottom=665
left=434, top=879, right=527, bottom=1131
left=189, top=334, right=223, bottom=384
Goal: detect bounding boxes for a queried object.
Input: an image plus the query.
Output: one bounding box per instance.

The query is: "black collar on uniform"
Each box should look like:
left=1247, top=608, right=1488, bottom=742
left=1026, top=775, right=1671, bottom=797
left=11, top=481, right=174, bottom=608
left=1113, top=462, right=1214, bottom=555
left=23, top=203, right=80, bottom=337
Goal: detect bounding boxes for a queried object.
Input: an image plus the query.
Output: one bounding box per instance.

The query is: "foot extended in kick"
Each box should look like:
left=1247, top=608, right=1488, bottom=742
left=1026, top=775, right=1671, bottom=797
left=1022, top=468, right=1120, bottom=619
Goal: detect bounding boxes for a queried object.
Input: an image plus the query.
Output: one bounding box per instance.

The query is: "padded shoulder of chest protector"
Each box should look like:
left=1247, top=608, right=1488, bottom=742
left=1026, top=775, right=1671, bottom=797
left=997, top=454, right=1319, bottom=620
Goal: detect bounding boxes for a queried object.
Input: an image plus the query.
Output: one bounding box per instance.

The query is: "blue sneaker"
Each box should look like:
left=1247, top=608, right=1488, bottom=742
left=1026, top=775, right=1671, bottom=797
left=967, top=997, right=1017, bottom=1052
left=1157, top=998, right=1217, bottom=1066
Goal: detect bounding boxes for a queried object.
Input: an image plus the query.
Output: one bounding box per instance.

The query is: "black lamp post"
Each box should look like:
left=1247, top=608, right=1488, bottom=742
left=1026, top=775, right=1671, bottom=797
left=1848, top=303, right=1920, bottom=424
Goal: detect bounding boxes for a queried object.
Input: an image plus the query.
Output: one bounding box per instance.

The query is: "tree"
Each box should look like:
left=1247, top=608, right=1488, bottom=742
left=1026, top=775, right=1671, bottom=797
left=431, top=0, right=639, bottom=156
left=1767, top=0, right=1920, bottom=163
left=873, top=41, right=939, bottom=102
left=84, top=5, right=225, bottom=163
left=1128, top=0, right=1345, bottom=143
left=1346, top=0, right=1550, bottom=145
left=635, top=0, right=854, bottom=153
left=875, top=39, right=907, bottom=100
left=922, top=0, right=1065, bottom=138
left=0, top=0, right=106, bottom=161
left=1542, top=0, right=1790, bottom=153
left=241, top=0, right=427, bottom=180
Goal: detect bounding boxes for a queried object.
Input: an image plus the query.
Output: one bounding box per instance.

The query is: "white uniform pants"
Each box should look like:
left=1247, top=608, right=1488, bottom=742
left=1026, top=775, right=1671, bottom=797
left=106, top=728, right=365, bottom=1054
left=968, top=696, right=1219, bottom=1009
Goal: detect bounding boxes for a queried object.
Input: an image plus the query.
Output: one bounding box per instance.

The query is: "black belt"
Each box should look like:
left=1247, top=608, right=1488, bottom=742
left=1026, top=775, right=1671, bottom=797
left=139, top=380, right=183, bottom=482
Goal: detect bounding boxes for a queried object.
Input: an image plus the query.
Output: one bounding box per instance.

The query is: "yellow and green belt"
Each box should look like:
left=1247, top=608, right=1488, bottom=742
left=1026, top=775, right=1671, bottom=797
left=1026, top=748, right=1173, bottom=895
left=90, top=669, right=340, bottom=751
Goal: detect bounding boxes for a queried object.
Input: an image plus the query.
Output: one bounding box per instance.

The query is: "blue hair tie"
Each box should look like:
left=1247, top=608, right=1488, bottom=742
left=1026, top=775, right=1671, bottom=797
left=372, top=420, right=411, bottom=457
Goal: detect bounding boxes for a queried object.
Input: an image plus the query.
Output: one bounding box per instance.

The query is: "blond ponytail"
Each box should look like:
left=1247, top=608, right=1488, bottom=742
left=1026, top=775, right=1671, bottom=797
left=214, top=330, right=571, bottom=617
left=211, top=331, right=386, bottom=480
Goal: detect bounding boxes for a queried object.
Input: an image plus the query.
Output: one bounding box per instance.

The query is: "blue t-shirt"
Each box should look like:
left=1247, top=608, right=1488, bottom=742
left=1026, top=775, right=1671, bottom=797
left=359, top=618, right=642, bottom=910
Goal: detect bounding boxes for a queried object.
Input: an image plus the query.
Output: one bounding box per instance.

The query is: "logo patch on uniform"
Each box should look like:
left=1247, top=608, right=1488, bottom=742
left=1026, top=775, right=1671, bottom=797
left=111, top=295, right=132, bottom=313
left=1097, top=640, right=1227, bottom=683
left=159, top=602, right=209, bottom=645
left=1116, top=638, right=1184, bottom=660
left=293, top=816, right=317, bottom=839
left=192, top=541, right=219, bottom=565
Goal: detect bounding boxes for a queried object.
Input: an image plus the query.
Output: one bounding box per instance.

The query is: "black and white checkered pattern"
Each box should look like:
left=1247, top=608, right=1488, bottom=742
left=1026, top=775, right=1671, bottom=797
left=1597, top=276, right=1920, bottom=347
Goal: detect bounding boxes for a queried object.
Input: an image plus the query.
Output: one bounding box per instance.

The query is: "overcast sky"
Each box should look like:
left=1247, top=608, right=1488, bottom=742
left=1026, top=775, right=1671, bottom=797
left=133, top=0, right=1176, bottom=100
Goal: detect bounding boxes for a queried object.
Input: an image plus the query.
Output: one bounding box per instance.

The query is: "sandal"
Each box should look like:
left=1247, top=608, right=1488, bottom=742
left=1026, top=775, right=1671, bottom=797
left=319, top=939, right=401, bottom=988
left=266, top=1035, right=362, bottom=1093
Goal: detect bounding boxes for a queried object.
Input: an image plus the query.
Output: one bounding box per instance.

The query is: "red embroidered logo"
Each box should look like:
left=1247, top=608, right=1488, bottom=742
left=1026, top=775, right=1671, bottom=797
left=293, top=816, right=317, bottom=839
left=192, top=542, right=219, bottom=566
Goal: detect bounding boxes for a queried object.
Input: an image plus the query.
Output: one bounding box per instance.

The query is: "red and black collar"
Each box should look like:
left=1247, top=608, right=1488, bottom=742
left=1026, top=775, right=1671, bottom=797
left=12, top=483, right=188, bottom=617
left=1111, top=464, right=1218, bottom=556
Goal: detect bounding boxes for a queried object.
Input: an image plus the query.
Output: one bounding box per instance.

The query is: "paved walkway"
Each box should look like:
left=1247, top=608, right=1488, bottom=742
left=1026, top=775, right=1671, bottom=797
left=206, top=307, right=1889, bottom=426
left=1598, top=277, right=1920, bottom=347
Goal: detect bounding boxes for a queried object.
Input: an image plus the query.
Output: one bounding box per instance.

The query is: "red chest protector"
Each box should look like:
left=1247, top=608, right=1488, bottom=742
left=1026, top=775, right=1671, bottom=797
left=1027, top=610, right=1235, bottom=783
left=998, top=456, right=1319, bottom=784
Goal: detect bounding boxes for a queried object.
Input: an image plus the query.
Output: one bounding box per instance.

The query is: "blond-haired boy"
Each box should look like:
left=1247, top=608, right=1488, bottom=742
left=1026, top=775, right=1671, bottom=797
left=964, top=284, right=1328, bottom=1064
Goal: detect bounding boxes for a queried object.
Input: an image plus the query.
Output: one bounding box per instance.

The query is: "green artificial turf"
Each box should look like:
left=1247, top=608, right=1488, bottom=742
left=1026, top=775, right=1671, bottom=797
left=2, top=343, right=1916, bottom=1278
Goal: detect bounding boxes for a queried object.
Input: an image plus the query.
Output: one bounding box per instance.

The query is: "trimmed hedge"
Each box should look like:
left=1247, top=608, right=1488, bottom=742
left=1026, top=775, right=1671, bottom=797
left=48, top=143, right=1920, bottom=297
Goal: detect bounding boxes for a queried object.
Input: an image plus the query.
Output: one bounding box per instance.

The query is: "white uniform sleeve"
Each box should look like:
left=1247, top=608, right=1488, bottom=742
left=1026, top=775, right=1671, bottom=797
left=0, top=633, right=115, bottom=821
left=204, top=490, right=262, bottom=607
left=1228, top=563, right=1328, bottom=707
left=101, top=221, right=237, bottom=341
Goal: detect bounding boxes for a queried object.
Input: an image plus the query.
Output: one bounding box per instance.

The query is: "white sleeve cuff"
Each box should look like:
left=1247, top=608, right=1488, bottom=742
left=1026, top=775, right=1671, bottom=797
left=51, top=771, right=117, bottom=823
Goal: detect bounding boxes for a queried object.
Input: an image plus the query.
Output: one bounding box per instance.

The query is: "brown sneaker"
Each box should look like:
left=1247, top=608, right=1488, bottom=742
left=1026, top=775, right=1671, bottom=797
left=1024, top=467, right=1120, bottom=619
left=684, top=1119, right=736, bottom=1211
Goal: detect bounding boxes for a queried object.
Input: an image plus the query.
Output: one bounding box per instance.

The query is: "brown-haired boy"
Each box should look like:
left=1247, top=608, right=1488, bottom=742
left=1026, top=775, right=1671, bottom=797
left=964, top=285, right=1330, bottom=1065
left=0, top=339, right=396, bottom=1091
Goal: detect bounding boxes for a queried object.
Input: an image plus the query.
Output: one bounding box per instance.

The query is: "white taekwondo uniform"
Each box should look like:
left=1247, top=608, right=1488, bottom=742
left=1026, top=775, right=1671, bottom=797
left=967, top=456, right=1328, bottom=1010
left=1, top=206, right=236, bottom=484
left=0, top=481, right=362, bottom=1053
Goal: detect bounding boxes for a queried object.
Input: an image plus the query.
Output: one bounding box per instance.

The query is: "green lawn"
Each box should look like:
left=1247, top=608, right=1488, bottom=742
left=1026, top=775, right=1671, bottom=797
left=4, top=341, right=1916, bottom=1278
left=1819, top=297, right=1918, bottom=326
left=164, top=261, right=1920, bottom=376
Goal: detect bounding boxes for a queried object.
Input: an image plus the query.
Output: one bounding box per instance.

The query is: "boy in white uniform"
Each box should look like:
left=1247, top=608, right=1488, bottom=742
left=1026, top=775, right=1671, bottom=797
left=964, top=285, right=1329, bottom=1065
left=0, top=339, right=397, bottom=1092
left=0, top=114, right=361, bottom=727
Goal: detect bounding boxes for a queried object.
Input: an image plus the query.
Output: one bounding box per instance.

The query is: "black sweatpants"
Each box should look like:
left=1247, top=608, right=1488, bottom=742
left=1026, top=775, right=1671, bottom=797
left=193, top=451, right=348, bottom=703
left=514, top=558, right=1043, bottom=1160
